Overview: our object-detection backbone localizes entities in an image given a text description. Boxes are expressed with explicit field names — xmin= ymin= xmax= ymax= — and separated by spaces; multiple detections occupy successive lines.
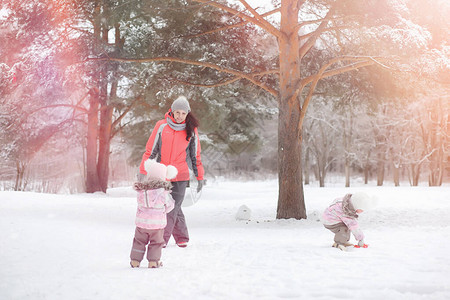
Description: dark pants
xmin=324 ymin=223 xmax=350 ymax=244
xmin=164 ymin=181 xmax=189 ymax=244
xmin=130 ymin=227 xmax=165 ymax=262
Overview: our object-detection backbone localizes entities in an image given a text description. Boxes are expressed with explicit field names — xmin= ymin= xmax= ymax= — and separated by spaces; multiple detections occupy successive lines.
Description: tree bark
xmin=98 ymin=104 xmax=113 ymax=192
xmin=409 ymin=163 xmax=421 ymax=186
xmin=427 ymin=99 xmax=444 ymax=186
xmin=318 ymin=161 xmax=325 ymax=188
xmin=364 ymin=165 xmax=369 ymax=184
xmin=85 ymin=6 xmax=123 ymax=193
xmin=377 ymin=158 xmax=384 ymax=186
xmin=15 ymin=161 xmax=26 ymax=191
xmin=344 ymin=112 xmax=353 ymax=187
xmin=393 ymin=163 xmax=400 ymax=186
xmin=276 ymin=1 xmax=306 ymax=219
xmin=85 ymin=93 xmax=101 ymax=193
xmin=304 ymin=147 xmax=310 ymax=185
xmin=345 ymin=161 xmax=350 ymax=187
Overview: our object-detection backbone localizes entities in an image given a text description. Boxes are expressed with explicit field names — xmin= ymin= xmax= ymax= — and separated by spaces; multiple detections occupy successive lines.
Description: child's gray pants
xmin=130 ymin=227 xmax=164 ymax=262
xmin=324 ymin=223 xmax=350 ymax=244
xmin=164 ymin=181 xmax=189 ymax=244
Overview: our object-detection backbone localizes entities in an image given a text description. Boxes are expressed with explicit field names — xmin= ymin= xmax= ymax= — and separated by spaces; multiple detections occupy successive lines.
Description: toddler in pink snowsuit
xmin=322 ymin=193 xmax=372 ymax=251
xmin=130 ymin=160 xmax=176 ymax=268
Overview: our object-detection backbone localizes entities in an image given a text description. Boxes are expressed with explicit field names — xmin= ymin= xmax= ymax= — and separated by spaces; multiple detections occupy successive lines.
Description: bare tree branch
xmin=167 ymin=76 xmax=241 ymax=87
xmin=297 ymin=55 xmax=389 ymax=129
xmin=300 ymin=25 xmax=349 ymax=40
xmin=111 ymin=95 xmax=142 ymax=135
xmin=296 ymin=0 xmax=307 ymax=11
xmin=26 ymin=104 xmax=89 ymax=118
xmin=301 ymin=56 xmax=390 ymax=87
xmin=298 ymin=6 xmax=335 ymax=59
xmin=161 ymin=68 xmax=279 ymax=88
xmin=238 ymin=0 xmax=280 ymax=34
xmin=184 ymin=7 xmax=280 ymax=38
xmin=192 ymin=0 xmax=281 ymax=38
xmin=86 ymin=56 xmax=279 ymax=97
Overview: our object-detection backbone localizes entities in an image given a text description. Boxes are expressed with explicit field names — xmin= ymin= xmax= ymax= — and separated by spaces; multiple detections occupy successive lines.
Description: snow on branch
xmin=85 ymin=56 xmax=278 ymax=97
xmin=297 ymin=55 xmax=388 ymax=129
xmin=298 ymin=6 xmax=336 ymax=59
xmin=193 ymin=0 xmax=281 ymax=38
xmin=184 ymin=8 xmax=280 ymax=38
xmin=163 ymin=75 xmax=241 ymax=88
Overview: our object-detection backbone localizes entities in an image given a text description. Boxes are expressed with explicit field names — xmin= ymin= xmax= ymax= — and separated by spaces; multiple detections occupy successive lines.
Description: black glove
xmin=197 ymin=180 xmax=204 ymax=192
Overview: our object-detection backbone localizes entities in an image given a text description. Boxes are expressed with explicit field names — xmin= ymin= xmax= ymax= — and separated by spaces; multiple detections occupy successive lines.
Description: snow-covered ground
xmin=1 ymin=180 xmax=449 ymax=300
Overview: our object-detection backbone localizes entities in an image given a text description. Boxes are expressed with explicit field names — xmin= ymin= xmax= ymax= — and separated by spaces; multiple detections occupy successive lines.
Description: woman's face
xmin=173 ymin=110 xmax=188 ymax=124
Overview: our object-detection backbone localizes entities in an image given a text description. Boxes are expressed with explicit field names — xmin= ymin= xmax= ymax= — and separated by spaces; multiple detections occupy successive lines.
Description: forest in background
xmin=0 ymin=0 xmax=448 ymax=195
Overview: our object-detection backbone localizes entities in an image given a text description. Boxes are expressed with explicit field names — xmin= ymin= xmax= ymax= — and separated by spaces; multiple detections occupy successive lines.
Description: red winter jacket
xmin=139 ymin=112 xmax=204 ymax=181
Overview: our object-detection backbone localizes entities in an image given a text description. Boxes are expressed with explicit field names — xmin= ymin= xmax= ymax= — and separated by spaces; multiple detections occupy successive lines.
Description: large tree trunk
xmin=85 ymin=93 xmax=101 ymax=193
xmin=97 ymin=50 xmax=115 ymax=193
xmin=98 ymin=104 xmax=113 ymax=192
xmin=85 ymin=0 xmax=103 ymax=193
xmin=85 ymin=6 xmax=122 ymax=193
xmin=276 ymin=1 xmax=306 ymax=220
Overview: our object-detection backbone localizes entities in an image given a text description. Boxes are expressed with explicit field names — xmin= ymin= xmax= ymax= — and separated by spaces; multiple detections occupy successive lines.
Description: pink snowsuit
xmin=130 ymin=180 xmax=175 ymax=264
xmin=135 ymin=184 xmax=175 ymax=229
xmin=322 ymin=194 xmax=364 ymax=244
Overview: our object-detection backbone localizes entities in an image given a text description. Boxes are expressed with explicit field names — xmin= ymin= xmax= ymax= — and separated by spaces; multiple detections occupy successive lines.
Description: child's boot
xmin=148 ymin=261 xmax=163 ymax=268
xmin=332 ymin=243 xmax=348 ymax=251
xmin=337 ymin=244 xmax=347 ymax=251
xmin=130 ymin=260 xmax=140 ymax=268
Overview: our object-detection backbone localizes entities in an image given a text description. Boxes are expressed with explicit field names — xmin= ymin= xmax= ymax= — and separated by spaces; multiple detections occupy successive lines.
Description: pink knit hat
xmin=144 ymin=160 xmax=178 ymax=181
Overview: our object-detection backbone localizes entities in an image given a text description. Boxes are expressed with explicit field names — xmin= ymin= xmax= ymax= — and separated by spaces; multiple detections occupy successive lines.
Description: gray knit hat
xmin=171 ymin=96 xmax=191 ymax=113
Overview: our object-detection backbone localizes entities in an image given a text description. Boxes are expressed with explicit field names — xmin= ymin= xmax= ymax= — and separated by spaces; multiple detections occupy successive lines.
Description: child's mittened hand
xmin=358 ymin=240 xmax=365 ymax=247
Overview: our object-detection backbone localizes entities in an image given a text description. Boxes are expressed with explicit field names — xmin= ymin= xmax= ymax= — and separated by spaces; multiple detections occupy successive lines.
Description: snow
xmin=1 ymin=180 xmax=449 ymax=300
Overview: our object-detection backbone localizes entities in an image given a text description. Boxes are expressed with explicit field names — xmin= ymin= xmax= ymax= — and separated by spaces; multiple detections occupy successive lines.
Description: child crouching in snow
xmin=322 ymin=193 xmax=373 ymax=251
xmin=130 ymin=160 xmax=177 ymax=268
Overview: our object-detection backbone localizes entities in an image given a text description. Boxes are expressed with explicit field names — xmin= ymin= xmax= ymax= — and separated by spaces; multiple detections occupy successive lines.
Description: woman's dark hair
xmin=185 ymin=112 xmax=199 ymax=141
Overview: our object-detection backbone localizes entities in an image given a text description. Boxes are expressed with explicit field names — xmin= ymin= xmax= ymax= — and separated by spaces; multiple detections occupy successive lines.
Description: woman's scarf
xmin=166 ymin=114 xmax=186 ymax=131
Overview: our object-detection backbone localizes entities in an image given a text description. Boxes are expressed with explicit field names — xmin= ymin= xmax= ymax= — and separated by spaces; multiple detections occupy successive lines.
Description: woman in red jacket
xmin=139 ymin=96 xmax=204 ymax=248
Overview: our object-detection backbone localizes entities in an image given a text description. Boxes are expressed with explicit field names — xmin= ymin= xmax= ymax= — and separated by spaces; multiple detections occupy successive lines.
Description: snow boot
xmin=148 ymin=261 xmax=163 ymax=268
xmin=177 ymin=241 xmax=188 ymax=248
xmin=130 ymin=260 xmax=140 ymax=268
xmin=332 ymin=242 xmax=353 ymax=247
xmin=332 ymin=243 xmax=348 ymax=251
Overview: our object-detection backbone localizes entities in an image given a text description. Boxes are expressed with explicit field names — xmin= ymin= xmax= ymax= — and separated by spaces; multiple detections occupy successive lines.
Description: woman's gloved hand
xmin=197 ymin=180 xmax=204 ymax=192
